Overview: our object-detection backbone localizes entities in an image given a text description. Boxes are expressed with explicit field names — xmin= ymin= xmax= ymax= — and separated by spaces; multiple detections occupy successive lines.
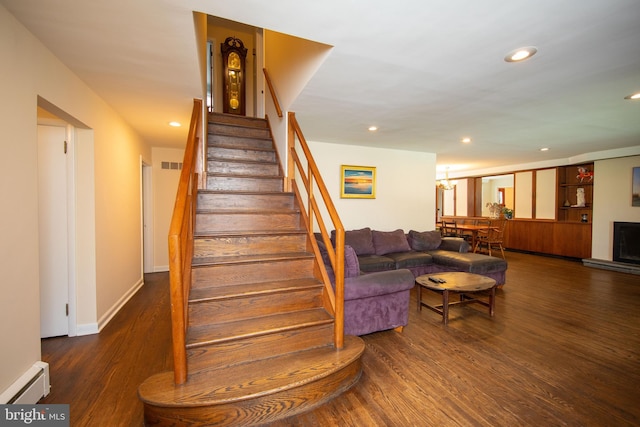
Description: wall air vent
xmin=161 ymin=162 xmax=183 ymax=170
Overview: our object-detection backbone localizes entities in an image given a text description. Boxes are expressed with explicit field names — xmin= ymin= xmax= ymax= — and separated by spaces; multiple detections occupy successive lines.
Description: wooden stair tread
xmin=196 ymin=208 xmax=300 ymax=214
xmin=209 ymin=112 xmax=268 ymax=125
xmin=189 ymin=278 xmax=321 ymax=303
xmin=192 ymin=252 xmax=314 ymax=267
xmin=139 ymin=335 xmax=364 ymax=406
xmin=208 ymin=156 xmax=277 ymax=165
xmin=208 ymin=141 xmax=274 ymax=150
xmin=198 ymin=190 xmax=293 ymax=196
xmin=187 ymin=308 xmax=333 ymax=347
xmin=194 ymin=230 xmax=306 ymax=238
xmin=207 ymin=172 xmax=282 ymax=179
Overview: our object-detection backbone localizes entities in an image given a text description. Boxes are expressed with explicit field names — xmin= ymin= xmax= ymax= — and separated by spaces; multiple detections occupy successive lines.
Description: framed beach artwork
xmin=633 ymin=167 xmax=640 ymax=207
xmin=340 ymin=165 xmax=376 ymax=199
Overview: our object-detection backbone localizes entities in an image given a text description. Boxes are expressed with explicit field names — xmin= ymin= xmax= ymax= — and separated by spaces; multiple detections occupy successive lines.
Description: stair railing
xmin=287 ymin=112 xmax=345 ymax=349
xmin=168 ymin=98 xmax=203 ymax=384
xmin=263 ymin=68 xmax=283 ymax=119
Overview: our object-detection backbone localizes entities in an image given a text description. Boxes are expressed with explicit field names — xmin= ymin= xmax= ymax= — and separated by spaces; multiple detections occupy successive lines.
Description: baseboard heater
xmin=0 ymin=362 xmax=50 ymax=404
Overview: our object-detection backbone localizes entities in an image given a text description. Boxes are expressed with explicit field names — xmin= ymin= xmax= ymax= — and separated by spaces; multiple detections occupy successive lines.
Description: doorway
xmin=37 ymin=124 xmax=73 ymax=338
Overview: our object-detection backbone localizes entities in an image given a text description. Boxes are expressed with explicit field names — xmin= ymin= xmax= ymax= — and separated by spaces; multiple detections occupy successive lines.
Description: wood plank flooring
xmin=40 ymin=252 xmax=640 ymax=426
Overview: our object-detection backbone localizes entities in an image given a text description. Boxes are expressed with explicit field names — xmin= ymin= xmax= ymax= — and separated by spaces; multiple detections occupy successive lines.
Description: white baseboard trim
xmin=97 ymin=277 xmax=145 ymax=332
xmin=76 ymin=323 xmax=99 ymax=336
xmin=0 ymin=362 xmax=50 ymax=404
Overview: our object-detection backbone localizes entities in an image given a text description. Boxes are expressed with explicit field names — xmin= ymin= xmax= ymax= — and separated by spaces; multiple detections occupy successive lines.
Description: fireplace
xmin=613 ymin=222 xmax=640 ymax=265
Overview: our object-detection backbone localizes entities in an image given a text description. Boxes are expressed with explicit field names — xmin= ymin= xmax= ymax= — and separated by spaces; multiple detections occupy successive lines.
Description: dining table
xmin=450 ymin=223 xmax=493 ymax=250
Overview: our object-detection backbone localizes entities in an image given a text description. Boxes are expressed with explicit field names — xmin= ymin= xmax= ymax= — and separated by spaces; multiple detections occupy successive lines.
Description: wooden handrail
xmin=262 ymin=70 xmax=344 ymax=345
xmin=263 ymin=68 xmax=283 ymax=118
xmin=288 ymin=112 xmax=345 ymax=349
xmin=168 ymin=98 xmax=203 ymax=384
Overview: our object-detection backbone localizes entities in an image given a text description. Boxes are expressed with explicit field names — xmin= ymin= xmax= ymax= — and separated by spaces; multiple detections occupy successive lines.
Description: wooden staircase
xmin=138 ymin=113 xmax=365 ymax=426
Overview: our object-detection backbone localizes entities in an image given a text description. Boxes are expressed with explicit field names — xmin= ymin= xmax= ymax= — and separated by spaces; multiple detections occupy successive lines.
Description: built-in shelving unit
xmin=557 ymin=162 xmax=594 ymax=223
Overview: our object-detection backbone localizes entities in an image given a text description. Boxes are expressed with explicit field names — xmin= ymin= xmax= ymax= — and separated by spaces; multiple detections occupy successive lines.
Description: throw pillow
xmin=333 ymin=227 xmax=376 ymax=256
xmin=344 ymin=245 xmax=361 ymax=278
xmin=372 ymin=229 xmax=411 ymax=255
xmin=408 ymin=230 xmax=442 ymax=251
xmin=316 ymin=239 xmax=360 ymax=280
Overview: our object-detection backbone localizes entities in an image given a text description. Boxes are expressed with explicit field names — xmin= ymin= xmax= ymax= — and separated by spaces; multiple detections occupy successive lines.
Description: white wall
xmin=307 ymin=141 xmax=436 ymax=232
xmin=592 ymin=155 xmax=640 ymax=260
xmin=264 ymin=30 xmax=333 ymax=173
xmin=152 ymin=148 xmax=185 ymax=271
xmin=0 ymin=5 xmax=151 ymax=394
xmin=535 ymin=168 xmax=557 ymax=219
xmin=455 ymin=179 xmax=468 ymax=216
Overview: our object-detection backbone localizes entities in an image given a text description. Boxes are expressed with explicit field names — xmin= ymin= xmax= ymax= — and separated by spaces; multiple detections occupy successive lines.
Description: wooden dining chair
xmin=474 ymin=219 xmax=506 ymax=258
xmin=440 ymin=220 xmax=459 ymax=238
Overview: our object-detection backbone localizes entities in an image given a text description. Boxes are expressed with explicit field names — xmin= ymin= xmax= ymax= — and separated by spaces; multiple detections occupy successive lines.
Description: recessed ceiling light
xmin=504 ymin=46 xmax=538 ymax=63
xmin=540 ymin=147 xmax=549 ymax=152
xmin=169 ymin=121 xmax=181 ymax=127
xmin=368 ymin=126 xmax=378 ymax=132
xmin=624 ymin=92 xmax=640 ymax=100
xmin=461 ymin=137 xmax=471 ymax=143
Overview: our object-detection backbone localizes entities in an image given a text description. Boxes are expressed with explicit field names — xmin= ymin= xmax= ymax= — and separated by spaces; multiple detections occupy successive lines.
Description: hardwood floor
xmin=40 ymin=252 xmax=640 ymax=426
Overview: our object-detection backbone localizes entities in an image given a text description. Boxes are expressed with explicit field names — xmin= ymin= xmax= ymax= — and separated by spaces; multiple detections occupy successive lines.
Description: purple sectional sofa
xmin=316 ymin=228 xmax=507 ymax=336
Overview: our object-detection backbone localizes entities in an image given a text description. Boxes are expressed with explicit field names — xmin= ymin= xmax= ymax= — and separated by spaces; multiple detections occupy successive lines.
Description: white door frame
xmin=141 ymin=158 xmax=154 ymax=274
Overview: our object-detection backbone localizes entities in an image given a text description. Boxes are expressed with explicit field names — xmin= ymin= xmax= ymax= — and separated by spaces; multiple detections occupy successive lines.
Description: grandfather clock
xmin=221 ymin=37 xmax=247 ymax=116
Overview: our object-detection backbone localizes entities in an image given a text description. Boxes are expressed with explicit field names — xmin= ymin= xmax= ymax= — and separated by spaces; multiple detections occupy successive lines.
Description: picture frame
xmin=340 ymin=165 xmax=376 ymax=199
xmin=633 ymin=167 xmax=640 ymax=207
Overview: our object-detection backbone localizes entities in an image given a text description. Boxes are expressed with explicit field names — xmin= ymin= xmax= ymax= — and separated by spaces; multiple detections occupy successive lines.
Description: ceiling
xmin=3 ymin=0 xmax=640 ymax=177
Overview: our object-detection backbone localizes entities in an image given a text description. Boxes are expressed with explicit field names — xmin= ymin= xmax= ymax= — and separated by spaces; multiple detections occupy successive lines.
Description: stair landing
xmin=139 ymin=335 xmax=364 ymax=426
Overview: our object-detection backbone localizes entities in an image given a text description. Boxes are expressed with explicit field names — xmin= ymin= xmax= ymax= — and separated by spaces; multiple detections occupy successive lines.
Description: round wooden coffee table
xmin=415 ymin=272 xmax=497 ymax=325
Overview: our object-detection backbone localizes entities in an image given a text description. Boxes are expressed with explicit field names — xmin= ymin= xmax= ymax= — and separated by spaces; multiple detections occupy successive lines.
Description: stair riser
xmin=209 ymin=123 xmax=270 ymax=139
xmin=197 ymin=193 xmax=295 ymax=211
xmin=208 ymin=160 xmax=280 ymax=177
xmin=142 ymin=359 xmax=362 ymax=426
xmin=209 ymin=114 xmax=268 ymax=129
xmin=195 ymin=212 xmax=301 ymax=233
xmin=192 ymin=258 xmax=315 ymax=289
xmin=194 ymin=234 xmax=307 ymax=258
xmin=207 ymin=176 xmax=283 ymax=192
xmin=209 ymin=134 xmax=273 ymax=151
xmin=188 ymin=289 xmax=323 ymax=326
xmin=208 ymin=146 xmax=276 ymax=163
xmin=187 ymin=324 xmax=334 ymax=372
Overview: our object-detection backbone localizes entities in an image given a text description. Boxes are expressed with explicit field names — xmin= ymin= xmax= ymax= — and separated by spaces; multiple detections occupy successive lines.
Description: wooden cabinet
xmin=503 ymin=219 xmax=592 ymax=259
xmin=557 ymin=163 xmax=594 ymax=223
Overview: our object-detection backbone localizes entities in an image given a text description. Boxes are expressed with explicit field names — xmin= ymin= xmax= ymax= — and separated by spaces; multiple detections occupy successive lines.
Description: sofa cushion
xmin=408 ymin=230 xmax=442 ymax=251
xmin=372 ymin=229 xmax=411 ymax=255
xmin=437 ymin=237 xmax=471 ymax=253
xmin=429 ymin=250 xmax=507 ymax=274
xmin=343 ymin=269 xmax=415 ymax=300
xmin=385 ymin=251 xmax=433 ymax=269
xmin=333 ymin=227 xmax=376 ymax=256
xmin=357 ymin=254 xmax=396 ymax=273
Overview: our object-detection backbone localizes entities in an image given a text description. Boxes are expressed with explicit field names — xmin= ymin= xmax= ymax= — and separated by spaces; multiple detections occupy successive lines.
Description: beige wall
xmin=152 ymin=148 xmax=185 ymax=271
xmin=592 ymin=155 xmax=640 ymax=260
xmin=0 ymin=5 xmax=151 ymax=394
xmin=308 ymin=141 xmax=436 ymax=232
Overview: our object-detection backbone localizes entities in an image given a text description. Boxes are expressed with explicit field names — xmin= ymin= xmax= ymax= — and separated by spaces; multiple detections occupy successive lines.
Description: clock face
xmin=228 ymin=52 xmax=241 ymax=70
